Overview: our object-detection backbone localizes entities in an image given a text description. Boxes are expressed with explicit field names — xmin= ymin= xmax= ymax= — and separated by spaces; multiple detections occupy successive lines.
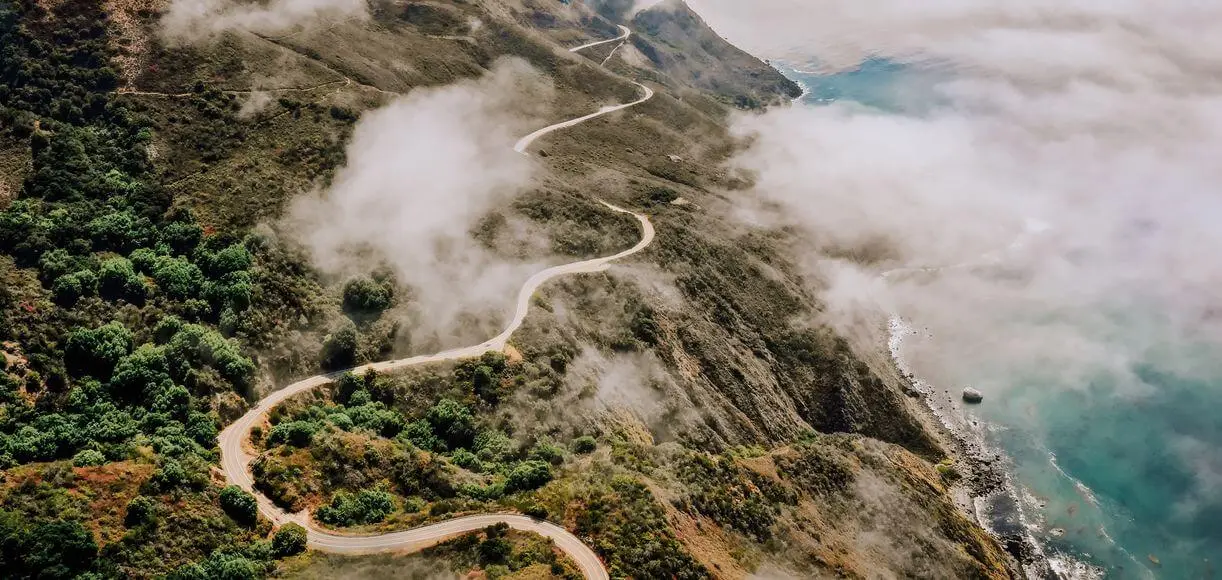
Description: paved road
xmin=218 ymin=30 xmax=659 ymax=579
xmin=568 ymin=24 xmax=631 ymax=53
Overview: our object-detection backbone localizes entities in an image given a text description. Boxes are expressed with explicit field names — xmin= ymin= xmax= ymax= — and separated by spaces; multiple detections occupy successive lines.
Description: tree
xmin=316 ymin=489 xmax=395 ymax=526
xmin=152 ymin=255 xmax=203 ymax=300
xmin=272 ymin=523 xmax=307 ymax=557
xmin=266 ymin=420 xmax=320 ymax=448
xmin=124 ymin=496 xmax=156 ymax=527
xmin=98 ymin=256 xmax=147 ymax=302
xmin=473 ymin=365 xmax=498 ymax=403
xmin=72 ymin=449 xmax=106 ymax=467
xmin=426 ymin=399 xmax=476 ymax=450
xmin=320 ymin=322 xmax=359 ymax=370
xmin=87 ymin=210 xmax=152 ymax=253
xmin=341 ymin=276 xmax=392 ymax=316
xmin=571 ymin=436 xmax=598 ymax=454
xmin=159 ymin=220 xmax=203 ymax=255
xmin=65 ymin=321 xmax=133 ymax=380
xmin=505 ymin=460 xmax=553 ymax=493
xmin=52 ymin=270 xmax=97 ymax=304
xmin=219 ymin=485 xmax=258 ymax=526
xmin=108 ymin=344 xmax=172 ymax=403
xmin=24 ymin=519 xmax=98 ymax=579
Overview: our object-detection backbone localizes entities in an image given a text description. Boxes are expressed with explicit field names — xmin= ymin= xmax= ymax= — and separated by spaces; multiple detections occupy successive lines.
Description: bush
xmin=272 ymin=523 xmax=307 ymax=557
xmin=72 ymin=449 xmax=106 ymax=467
xmin=571 ymin=436 xmax=598 ymax=454
xmin=426 ymin=399 xmax=476 ymax=450
xmin=152 ymin=256 xmax=203 ymax=300
xmin=320 ymin=322 xmax=359 ymax=370
xmin=65 ymin=321 xmax=134 ymax=380
xmin=316 ymin=489 xmax=395 ymax=527
xmin=266 ymin=420 xmax=321 ymax=448
xmin=219 ymin=485 xmax=258 ymax=526
xmin=529 ymin=442 xmax=565 ymax=466
xmin=505 ymin=460 xmax=552 ymax=493
xmin=52 ymin=270 xmax=97 ymax=304
xmin=124 ymin=496 xmax=156 ymax=527
xmin=341 ymin=276 xmax=392 ymax=315
xmin=98 ymin=257 xmax=148 ymax=302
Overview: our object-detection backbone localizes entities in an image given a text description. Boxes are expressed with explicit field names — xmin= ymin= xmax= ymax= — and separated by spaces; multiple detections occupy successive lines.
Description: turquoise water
xmin=782 ymin=63 xmax=1222 ymax=578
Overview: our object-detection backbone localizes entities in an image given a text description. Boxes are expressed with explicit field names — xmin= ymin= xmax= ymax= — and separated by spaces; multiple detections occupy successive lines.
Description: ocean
xmin=779 ymin=62 xmax=1222 ymax=579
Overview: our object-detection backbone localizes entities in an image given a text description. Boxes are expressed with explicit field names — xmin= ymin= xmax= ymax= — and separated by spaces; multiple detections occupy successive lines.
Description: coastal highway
xmin=218 ymin=28 xmax=658 ymax=580
xmin=568 ymin=24 xmax=631 ymax=53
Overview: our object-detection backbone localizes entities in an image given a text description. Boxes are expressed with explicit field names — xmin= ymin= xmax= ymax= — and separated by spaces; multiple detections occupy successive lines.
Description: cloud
xmin=715 ymin=0 xmax=1222 ymax=399
xmin=160 ymin=0 xmax=368 ymax=44
xmin=284 ymin=58 xmax=556 ymax=349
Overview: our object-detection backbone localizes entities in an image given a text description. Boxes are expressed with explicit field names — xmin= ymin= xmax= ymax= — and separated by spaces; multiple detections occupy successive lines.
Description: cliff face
xmin=630 ymin=0 xmax=803 ymax=108
xmin=0 ymin=0 xmax=1013 ymax=577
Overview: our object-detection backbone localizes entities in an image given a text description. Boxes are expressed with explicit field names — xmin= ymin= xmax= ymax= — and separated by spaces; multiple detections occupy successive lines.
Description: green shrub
xmin=571 ymin=436 xmax=597 ymax=454
xmin=124 ymin=496 xmax=156 ymax=527
xmin=316 ymin=489 xmax=395 ymax=527
xmin=505 ymin=460 xmax=552 ymax=493
xmin=320 ymin=322 xmax=359 ymax=370
xmin=72 ymin=449 xmax=106 ymax=467
xmin=272 ymin=523 xmax=307 ymax=557
xmin=219 ymin=485 xmax=258 ymax=526
xmin=64 ymin=321 xmax=133 ymax=380
xmin=426 ymin=399 xmax=476 ymax=450
xmin=341 ymin=276 xmax=392 ymax=315
xmin=266 ymin=420 xmax=321 ymax=448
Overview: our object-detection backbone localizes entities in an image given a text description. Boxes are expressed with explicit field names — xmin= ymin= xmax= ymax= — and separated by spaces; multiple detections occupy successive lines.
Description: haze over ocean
xmin=781 ymin=61 xmax=1222 ymax=579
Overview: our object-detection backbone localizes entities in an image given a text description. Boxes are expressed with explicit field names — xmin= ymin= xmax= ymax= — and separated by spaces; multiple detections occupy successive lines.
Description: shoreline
xmin=886 ymin=316 xmax=1062 ymax=579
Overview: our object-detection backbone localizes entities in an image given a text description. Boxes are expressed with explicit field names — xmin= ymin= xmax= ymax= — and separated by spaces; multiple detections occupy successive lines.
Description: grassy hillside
xmin=0 ymin=0 xmax=1015 ymax=577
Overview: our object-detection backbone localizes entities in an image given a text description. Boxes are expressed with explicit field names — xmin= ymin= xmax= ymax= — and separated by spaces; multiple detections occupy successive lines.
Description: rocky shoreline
xmin=887 ymin=317 xmax=1058 ymax=579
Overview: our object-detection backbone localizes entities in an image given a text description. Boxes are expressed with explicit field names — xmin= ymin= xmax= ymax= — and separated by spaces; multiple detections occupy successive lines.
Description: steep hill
xmin=0 ymin=0 xmax=1017 ymax=578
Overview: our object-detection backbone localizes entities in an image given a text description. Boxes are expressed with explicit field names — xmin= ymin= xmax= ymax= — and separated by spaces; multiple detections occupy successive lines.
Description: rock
xmin=668 ymin=154 xmax=683 ymax=163
xmin=962 ymin=387 xmax=984 ymax=404
xmin=538 ymin=149 xmax=549 ymax=157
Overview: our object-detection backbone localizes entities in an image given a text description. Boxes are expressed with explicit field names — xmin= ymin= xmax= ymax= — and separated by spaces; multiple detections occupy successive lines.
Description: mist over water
xmin=779 ymin=53 xmax=1222 ymax=580
xmin=686 ymin=1 xmax=1222 ymax=576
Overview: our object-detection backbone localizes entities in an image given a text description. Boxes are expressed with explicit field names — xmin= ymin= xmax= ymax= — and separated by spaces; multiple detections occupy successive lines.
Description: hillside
xmin=0 ymin=0 xmax=1017 ymax=578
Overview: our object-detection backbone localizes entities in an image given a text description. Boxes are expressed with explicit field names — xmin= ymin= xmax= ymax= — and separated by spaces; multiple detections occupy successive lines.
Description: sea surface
xmin=779 ymin=62 xmax=1222 ymax=579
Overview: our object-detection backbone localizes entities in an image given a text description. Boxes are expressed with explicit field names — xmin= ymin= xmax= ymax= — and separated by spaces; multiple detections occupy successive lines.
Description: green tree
xmin=87 ymin=210 xmax=153 ymax=253
xmin=64 ymin=321 xmax=134 ymax=379
xmin=124 ymin=496 xmax=156 ymax=527
xmin=342 ymin=276 xmax=392 ymax=315
xmin=266 ymin=420 xmax=320 ymax=448
xmin=571 ymin=435 xmax=598 ymax=454
xmin=72 ymin=449 xmax=106 ymax=467
xmin=52 ymin=269 xmax=97 ymax=304
xmin=219 ymin=485 xmax=258 ymax=526
xmin=320 ymin=322 xmax=359 ymax=370
xmin=25 ymin=519 xmax=98 ymax=579
xmin=152 ymin=255 xmax=204 ymax=300
xmin=316 ymin=489 xmax=395 ymax=526
xmin=97 ymin=256 xmax=147 ymax=302
xmin=505 ymin=460 xmax=552 ymax=493
xmin=272 ymin=523 xmax=307 ymax=557
xmin=426 ymin=399 xmax=476 ymax=450
xmin=160 ymin=220 xmax=203 ymax=255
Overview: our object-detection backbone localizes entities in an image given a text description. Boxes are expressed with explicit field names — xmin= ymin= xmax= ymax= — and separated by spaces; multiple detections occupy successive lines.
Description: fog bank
xmin=286 ymin=59 xmax=555 ymax=348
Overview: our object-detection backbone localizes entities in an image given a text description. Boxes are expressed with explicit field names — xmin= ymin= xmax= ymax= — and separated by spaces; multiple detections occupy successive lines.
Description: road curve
xmin=568 ymin=24 xmax=631 ymax=53
xmin=219 ymin=34 xmax=660 ymax=578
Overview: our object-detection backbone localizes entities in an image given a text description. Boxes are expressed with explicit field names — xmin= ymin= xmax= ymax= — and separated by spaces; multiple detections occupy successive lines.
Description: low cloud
xmin=160 ymin=0 xmax=368 ymax=44
xmin=716 ymin=0 xmax=1222 ymax=396
xmin=285 ymin=58 xmax=555 ymax=349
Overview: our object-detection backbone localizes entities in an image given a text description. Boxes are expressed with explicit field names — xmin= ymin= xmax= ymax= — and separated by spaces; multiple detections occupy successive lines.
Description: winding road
xmin=218 ymin=27 xmax=658 ymax=580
